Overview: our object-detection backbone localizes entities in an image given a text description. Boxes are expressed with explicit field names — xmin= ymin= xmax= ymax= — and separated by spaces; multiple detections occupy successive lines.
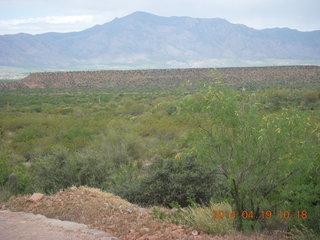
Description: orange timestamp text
xmin=212 ymin=210 xmax=308 ymax=220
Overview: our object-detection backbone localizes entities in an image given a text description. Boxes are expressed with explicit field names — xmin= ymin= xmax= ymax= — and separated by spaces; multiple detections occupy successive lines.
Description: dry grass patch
xmin=183 ymin=202 xmax=235 ymax=235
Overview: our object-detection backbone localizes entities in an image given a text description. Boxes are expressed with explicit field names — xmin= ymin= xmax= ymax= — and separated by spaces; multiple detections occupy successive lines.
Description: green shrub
xmin=30 ymin=130 xmax=145 ymax=193
xmin=68 ymin=150 xmax=114 ymax=187
xmin=60 ymin=127 xmax=95 ymax=150
xmin=183 ymin=202 xmax=235 ymax=235
xmin=287 ymin=224 xmax=320 ymax=240
xmin=0 ymin=153 xmax=32 ymax=198
xmin=1 ymin=118 xmax=27 ymax=131
xmin=301 ymin=90 xmax=319 ymax=104
xmin=0 ymin=185 xmax=11 ymax=202
xmin=30 ymin=146 xmax=113 ymax=193
xmin=62 ymin=127 xmax=94 ymax=141
xmin=0 ymin=155 xmax=11 ymax=185
xmin=13 ymin=127 xmax=43 ymax=143
xmin=150 ymin=202 xmax=235 ymax=236
xmin=13 ymin=164 xmax=32 ymax=194
xmin=30 ymin=146 xmax=74 ymax=193
xmin=114 ymin=155 xmax=226 ymax=207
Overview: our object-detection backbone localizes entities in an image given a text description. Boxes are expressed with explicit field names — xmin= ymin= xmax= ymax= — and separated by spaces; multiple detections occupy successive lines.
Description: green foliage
xmin=180 ymin=84 xmax=320 ymax=232
xmin=0 ymin=185 xmax=11 ymax=202
xmin=0 ymin=154 xmax=11 ymax=185
xmin=30 ymin=146 xmax=73 ymax=193
xmin=0 ymin=153 xmax=32 ymax=200
xmin=13 ymin=126 xmax=43 ymax=143
xmin=0 ymin=80 xmax=319 ymax=234
xmin=183 ymin=202 xmax=235 ymax=235
xmin=258 ymin=87 xmax=320 ymax=111
xmin=13 ymin=164 xmax=32 ymax=194
xmin=150 ymin=202 xmax=235 ymax=236
xmin=302 ymin=89 xmax=320 ymax=104
xmin=287 ymin=224 xmax=320 ymax=240
xmin=150 ymin=207 xmax=170 ymax=221
xmin=30 ymin=129 xmax=146 ymax=193
xmin=114 ymin=156 xmax=225 ymax=207
xmin=61 ymin=127 xmax=94 ymax=150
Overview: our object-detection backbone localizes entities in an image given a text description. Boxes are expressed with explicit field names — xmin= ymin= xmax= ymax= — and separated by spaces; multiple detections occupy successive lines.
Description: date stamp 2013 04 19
xmin=212 ymin=210 xmax=308 ymax=220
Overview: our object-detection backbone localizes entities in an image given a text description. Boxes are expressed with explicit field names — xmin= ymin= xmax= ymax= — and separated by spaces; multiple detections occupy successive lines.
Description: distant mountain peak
xmin=123 ymin=11 xmax=161 ymax=20
xmin=0 ymin=11 xmax=319 ymax=68
xmin=129 ymin=11 xmax=156 ymax=17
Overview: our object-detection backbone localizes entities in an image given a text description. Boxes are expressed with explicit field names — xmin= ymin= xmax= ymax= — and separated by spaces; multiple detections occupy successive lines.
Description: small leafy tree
xmin=181 ymin=85 xmax=318 ymax=231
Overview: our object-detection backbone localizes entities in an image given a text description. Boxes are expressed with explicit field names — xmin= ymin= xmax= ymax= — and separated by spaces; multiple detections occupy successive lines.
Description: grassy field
xmin=0 ymin=68 xmax=319 ymax=238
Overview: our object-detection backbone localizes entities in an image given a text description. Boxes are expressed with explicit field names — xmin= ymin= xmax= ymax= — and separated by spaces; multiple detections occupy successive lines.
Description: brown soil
xmin=2 ymin=186 xmax=287 ymax=240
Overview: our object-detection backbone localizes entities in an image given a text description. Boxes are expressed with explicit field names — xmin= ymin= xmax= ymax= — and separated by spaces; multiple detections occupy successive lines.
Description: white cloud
xmin=0 ymin=15 xmax=98 ymax=34
xmin=0 ymin=15 xmax=93 ymax=26
xmin=43 ymin=15 xmax=93 ymax=24
xmin=0 ymin=0 xmax=319 ymax=34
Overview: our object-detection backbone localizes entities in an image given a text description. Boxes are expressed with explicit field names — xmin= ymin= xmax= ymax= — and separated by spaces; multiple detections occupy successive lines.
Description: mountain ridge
xmin=1 ymin=11 xmax=319 ymax=68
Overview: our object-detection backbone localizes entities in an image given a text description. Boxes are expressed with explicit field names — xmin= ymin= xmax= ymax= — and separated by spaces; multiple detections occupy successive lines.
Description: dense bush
xmin=30 ymin=130 xmax=145 ymax=193
xmin=0 ymin=153 xmax=31 ymax=200
xmin=30 ymin=146 xmax=73 ymax=193
xmin=30 ymin=146 xmax=120 ymax=193
xmin=0 ymin=155 xmax=11 ymax=186
xmin=114 ymin=156 xmax=226 ymax=207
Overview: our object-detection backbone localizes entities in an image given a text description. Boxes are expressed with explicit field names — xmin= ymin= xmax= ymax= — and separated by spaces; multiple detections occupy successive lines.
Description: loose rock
xmin=29 ymin=193 xmax=44 ymax=202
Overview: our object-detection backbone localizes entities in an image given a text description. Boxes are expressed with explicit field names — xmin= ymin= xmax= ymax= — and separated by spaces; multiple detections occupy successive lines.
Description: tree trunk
xmin=231 ymin=178 xmax=243 ymax=231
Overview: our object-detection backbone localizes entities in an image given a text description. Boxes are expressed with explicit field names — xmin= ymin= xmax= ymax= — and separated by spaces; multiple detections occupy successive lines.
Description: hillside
xmin=1 ymin=66 xmax=320 ymax=90
xmin=0 ymin=12 xmax=320 ymax=68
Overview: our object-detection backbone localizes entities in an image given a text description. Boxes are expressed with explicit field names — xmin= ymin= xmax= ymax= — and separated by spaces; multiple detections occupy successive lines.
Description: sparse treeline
xmin=0 ymin=82 xmax=319 ymax=236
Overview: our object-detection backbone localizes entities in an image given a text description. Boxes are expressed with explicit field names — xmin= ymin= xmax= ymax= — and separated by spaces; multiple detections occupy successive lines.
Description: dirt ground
xmin=0 ymin=210 xmax=118 ymax=240
xmin=1 ymin=186 xmax=287 ymax=240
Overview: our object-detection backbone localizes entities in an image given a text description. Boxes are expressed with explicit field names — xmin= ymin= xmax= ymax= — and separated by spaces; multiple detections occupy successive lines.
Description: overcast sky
xmin=0 ymin=0 xmax=319 ymax=35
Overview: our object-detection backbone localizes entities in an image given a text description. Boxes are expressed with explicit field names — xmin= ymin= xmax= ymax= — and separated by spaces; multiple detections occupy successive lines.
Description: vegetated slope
xmin=0 ymin=11 xmax=320 ymax=67
xmin=2 ymin=186 xmax=286 ymax=240
xmin=1 ymin=65 xmax=320 ymax=90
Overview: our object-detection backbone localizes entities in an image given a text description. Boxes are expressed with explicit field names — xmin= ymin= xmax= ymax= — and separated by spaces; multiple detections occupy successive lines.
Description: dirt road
xmin=0 ymin=210 xmax=118 ymax=240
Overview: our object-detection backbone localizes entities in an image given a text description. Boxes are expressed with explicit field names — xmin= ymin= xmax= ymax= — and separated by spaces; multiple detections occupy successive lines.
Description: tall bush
xmin=114 ymin=155 xmax=226 ymax=207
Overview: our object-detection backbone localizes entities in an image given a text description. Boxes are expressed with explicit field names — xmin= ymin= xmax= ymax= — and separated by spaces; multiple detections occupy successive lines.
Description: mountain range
xmin=1 ymin=11 xmax=320 ymax=69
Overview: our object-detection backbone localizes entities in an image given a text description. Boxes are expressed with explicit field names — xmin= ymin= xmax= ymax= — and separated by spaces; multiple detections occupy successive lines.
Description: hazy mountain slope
xmin=0 ymin=11 xmax=319 ymax=67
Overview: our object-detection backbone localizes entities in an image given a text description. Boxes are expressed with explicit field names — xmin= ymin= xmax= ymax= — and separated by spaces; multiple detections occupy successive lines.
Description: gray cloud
xmin=0 ymin=0 xmax=319 ymax=34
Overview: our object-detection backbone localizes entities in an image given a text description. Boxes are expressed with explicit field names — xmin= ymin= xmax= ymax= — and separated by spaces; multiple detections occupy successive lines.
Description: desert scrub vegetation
xmin=183 ymin=202 xmax=235 ymax=235
xmin=0 ymin=80 xmax=319 ymax=236
xmin=113 ymin=155 xmax=226 ymax=207
xmin=150 ymin=202 xmax=235 ymax=235
xmin=178 ymin=85 xmax=319 ymax=232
